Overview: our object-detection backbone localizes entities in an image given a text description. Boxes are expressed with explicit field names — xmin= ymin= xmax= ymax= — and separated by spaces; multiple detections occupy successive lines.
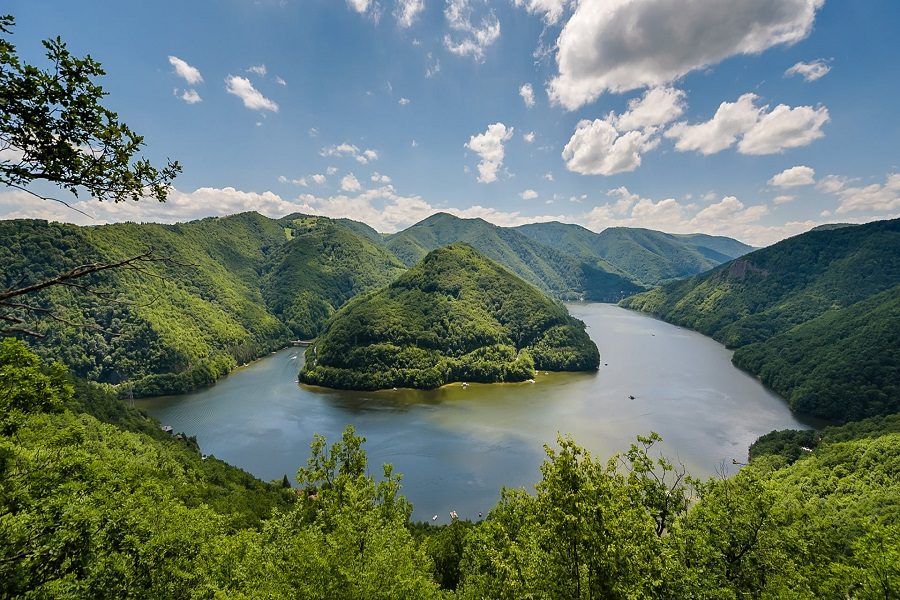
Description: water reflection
xmin=137 ymin=304 xmax=810 ymax=521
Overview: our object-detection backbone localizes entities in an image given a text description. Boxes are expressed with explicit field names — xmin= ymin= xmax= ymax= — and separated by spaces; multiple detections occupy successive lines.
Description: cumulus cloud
xmin=340 ymin=173 xmax=362 ymax=192
xmin=549 ymin=0 xmax=823 ymax=110
xmin=444 ymin=0 xmax=501 ymax=61
xmin=371 ymin=172 xmax=392 ymax=184
xmin=320 ymin=143 xmax=379 ymax=164
xmin=562 ymin=119 xmax=656 ymax=176
xmin=520 ymin=189 xmax=538 ymax=200
xmin=769 ymin=165 xmax=816 ymax=187
xmin=399 ymin=97 xmax=411 ymax=105
xmin=311 ymin=174 xmax=327 ymax=185
xmin=395 ymin=0 xmax=424 ymax=27
xmin=785 ymin=59 xmax=831 ymax=81
xmin=523 ymin=131 xmax=535 ymax=143
xmin=225 ymin=75 xmax=279 ymax=112
xmin=773 ymin=195 xmax=797 ymax=205
xmin=512 ymin=0 xmax=572 ymax=24
xmin=614 ymin=87 xmax=686 ymax=131
xmin=168 ymin=56 xmax=203 ymax=85
xmin=465 ymin=122 xmax=513 ymax=183
xmin=177 ymin=89 xmax=202 ymax=104
xmin=665 ymin=93 xmax=828 ymax=155
xmin=275 ymin=76 xmax=287 ymax=86
xmin=520 ymin=83 xmax=535 ymax=108
xmin=582 ymin=187 xmax=810 ymax=245
xmin=830 ymin=174 xmax=900 ymax=215
xmin=559 ymin=87 xmax=684 ymax=176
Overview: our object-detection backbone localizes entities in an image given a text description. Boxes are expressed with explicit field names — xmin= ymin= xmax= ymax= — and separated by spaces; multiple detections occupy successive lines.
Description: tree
xmin=1 ymin=14 xmax=184 ymax=335
xmin=1 ymin=14 xmax=180 ymax=209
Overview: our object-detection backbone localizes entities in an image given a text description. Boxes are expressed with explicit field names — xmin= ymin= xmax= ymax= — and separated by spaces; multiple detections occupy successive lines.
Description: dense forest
xmin=384 ymin=212 xmax=645 ymax=301
xmin=0 ymin=211 xmax=751 ymax=398
xmin=300 ymin=244 xmax=600 ymax=390
xmin=622 ymin=218 xmax=900 ymax=422
xmin=515 ymin=221 xmax=754 ymax=286
xmin=2 ymin=339 xmax=897 ymax=598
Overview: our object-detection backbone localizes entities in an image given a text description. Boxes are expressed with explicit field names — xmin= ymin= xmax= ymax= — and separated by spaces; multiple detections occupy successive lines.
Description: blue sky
xmin=2 ymin=0 xmax=899 ymax=245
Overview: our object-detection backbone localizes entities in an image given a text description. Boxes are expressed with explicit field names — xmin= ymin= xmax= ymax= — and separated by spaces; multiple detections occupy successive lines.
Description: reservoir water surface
xmin=137 ymin=304 xmax=809 ymax=521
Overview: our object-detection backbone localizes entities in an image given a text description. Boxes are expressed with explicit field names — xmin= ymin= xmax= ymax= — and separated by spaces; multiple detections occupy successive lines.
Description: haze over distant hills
xmin=0 ymin=210 xmax=760 ymax=395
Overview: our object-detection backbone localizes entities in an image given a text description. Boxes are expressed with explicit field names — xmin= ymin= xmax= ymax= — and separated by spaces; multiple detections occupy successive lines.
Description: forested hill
xmin=622 ymin=218 xmax=900 ymax=422
xmin=300 ymin=244 xmax=600 ymax=390
xmin=384 ymin=213 xmax=644 ymax=301
xmin=515 ymin=221 xmax=754 ymax=286
xmin=0 ymin=213 xmax=404 ymax=396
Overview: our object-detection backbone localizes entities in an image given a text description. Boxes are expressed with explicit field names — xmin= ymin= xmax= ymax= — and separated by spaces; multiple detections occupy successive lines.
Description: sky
xmin=2 ymin=0 xmax=899 ymax=245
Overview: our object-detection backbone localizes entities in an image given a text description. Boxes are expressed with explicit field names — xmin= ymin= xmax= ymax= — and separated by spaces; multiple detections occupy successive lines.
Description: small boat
xmin=628 ymin=395 xmax=635 ymax=400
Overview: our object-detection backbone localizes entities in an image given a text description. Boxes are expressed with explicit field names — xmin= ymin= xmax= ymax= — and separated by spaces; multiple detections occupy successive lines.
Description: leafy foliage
xmin=0 ymin=15 xmax=179 ymax=204
xmin=300 ymin=244 xmax=600 ymax=390
xmin=3 ymin=340 xmax=899 ymax=597
xmin=623 ymin=218 xmax=900 ymax=422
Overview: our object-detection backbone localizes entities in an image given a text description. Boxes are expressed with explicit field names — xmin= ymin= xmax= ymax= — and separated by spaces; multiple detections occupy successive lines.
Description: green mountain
xmin=0 ymin=213 xmax=402 ymax=396
xmin=515 ymin=222 xmax=754 ymax=286
xmin=262 ymin=215 xmax=406 ymax=338
xmin=384 ymin=213 xmax=644 ymax=301
xmin=300 ymin=244 xmax=600 ymax=390
xmin=622 ymin=218 xmax=900 ymax=422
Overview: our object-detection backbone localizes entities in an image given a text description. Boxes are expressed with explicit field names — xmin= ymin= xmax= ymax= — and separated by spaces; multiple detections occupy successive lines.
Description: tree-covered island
xmin=299 ymin=243 xmax=600 ymax=390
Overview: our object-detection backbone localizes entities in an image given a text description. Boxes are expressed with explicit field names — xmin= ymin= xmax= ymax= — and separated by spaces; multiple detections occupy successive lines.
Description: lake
xmin=137 ymin=303 xmax=810 ymax=521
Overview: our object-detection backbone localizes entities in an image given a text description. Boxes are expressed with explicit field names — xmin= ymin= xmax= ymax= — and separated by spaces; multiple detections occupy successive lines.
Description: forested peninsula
xmin=300 ymin=243 xmax=600 ymax=390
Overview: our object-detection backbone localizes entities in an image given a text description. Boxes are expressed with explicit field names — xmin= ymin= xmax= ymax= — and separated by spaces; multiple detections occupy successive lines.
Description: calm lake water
xmin=137 ymin=304 xmax=809 ymax=521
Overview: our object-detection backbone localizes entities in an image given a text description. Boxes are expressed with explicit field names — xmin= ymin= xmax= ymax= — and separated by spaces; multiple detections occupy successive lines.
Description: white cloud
xmin=371 ymin=172 xmax=392 ymax=184
xmin=582 ymin=187 xmax=806 ymax=245
xmin=395 ymin=0 xmax=424 ymax=27
xmin=275 ymin=76 xmax=287 ymax=86
xmin=785 ymin=59 xmax=831 ymax=81
xmin=665 ymin=94 xmax=762 ymax=155
xmin=177 ymin=89 xmax=202 ymax=104
xmin=399 ymin=97 xmax=411 ymax=105
xmin=465 ymin=122 xmax=514 ymax=183
xmin=326 ymin=166 xmax=339 ymax=175
xmin=523 ymin=131 xmax=535 ymax=143
xmin=543 ymin=172 xmax=554 ymax=181
xmin=247 ymin=64 xmax=267 ymax=76
xmin=308 ymin=127 xmax=319 ymax=138
xmin=225 ymin=75 xmax=279 ymax=112
xmin=549 ymin=0 xmax=823 ymax=110
xmin=292 ymin=177 xmax=309 ymax=187
xmin=769 ymin=165 xmax=816 ymax=187
xmin=444 ymin=0 xmax=501 ymax=61
xmin=519 ymin=83 xmax=535 ymax=108
xmin=614 ymin=87 xmax=686 ymax=131
xmin=831 ymin=174 xmax=900 ymax=215
xmin=425 ymin=53 xmax=441 ymax=78
xmin=817 ymin=174 xmax=851 ymax=194
xmin=347 ymin=0 xmax=371 ymax=14
xmin=562 ymin=118 xmax=656 ymax=176
xmin=774 ymin=195 xmax=797 ymax=205
xmin=320 ymin=143 xmax=379 ymax=164
xmin=512 ymin=0 xmax=571 ymax=24
xmin=665 ymin=93 xmax=829 ymax=155
xmin=277 ymin=175 xmax=288 ymax=184
xmin=340 ymin=173 xmax=362 ymax=192
xmin=168 ymin=56 xmax=203 ymax=85
xmin=520 ymin=189 xmax=538 ymax=200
